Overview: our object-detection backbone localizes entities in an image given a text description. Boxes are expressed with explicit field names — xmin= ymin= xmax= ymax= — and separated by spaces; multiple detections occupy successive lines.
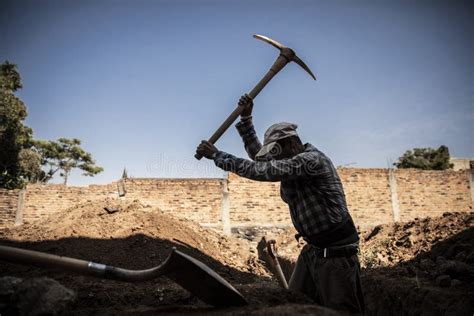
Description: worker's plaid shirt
xmin=213 ymin=118 xmax=350 ymax=237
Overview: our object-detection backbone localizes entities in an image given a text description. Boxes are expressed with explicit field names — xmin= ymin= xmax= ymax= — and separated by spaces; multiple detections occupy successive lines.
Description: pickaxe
xmin=194 ymin=34 xmax=316 ymax=160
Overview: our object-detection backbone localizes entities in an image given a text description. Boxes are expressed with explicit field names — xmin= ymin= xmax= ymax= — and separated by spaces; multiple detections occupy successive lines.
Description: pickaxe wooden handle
xmin=194 ymin=34 xmax=316 ymax=160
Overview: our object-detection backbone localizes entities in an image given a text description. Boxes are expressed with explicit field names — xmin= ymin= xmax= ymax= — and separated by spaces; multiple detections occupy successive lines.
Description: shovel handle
xmin=266 ymin=240 xmax=289 ymax=289
xmin=0 ymin=245 xmax=168 ymax=282
xmin=195 ymin=55 xmax=289 ymax=160
xmin=0 ymin=245 xmax=248 ymax=307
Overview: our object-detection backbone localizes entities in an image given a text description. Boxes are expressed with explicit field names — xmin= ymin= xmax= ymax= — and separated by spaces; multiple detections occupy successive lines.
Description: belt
xmin=295 ymin=216 xmax=359 ymax=248
xmin=311 ymin=245 xmax=359 ymax=258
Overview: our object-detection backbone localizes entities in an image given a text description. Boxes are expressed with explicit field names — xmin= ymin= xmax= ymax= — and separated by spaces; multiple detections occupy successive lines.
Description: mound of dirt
xmin=0 ymin=198 xmax=270 ymax=280
xmin=0 ymin=198 xmax=287 ymax=314
xmin=360 ymin=212 xmax=474 ymax=268
xmin=358 ymin=212 xmax=474 ymax=315
xmin=258 ymin=212 xmax=474 ymax=268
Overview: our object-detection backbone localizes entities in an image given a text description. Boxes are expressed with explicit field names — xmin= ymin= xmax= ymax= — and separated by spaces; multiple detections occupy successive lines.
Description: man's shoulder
xmin=297 ymin=144 xmax=336 ymax=169
xmin=303 ymin=143 xmax=320 ymax=153
xmin=299 ymin=143 xmax=324 ymax=159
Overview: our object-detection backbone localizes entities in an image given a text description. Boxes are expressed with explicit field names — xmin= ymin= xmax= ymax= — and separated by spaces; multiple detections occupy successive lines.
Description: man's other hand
xmin=196 ymin=140 xmax=218 ymax=159
xmin=239 ymin=94 xmax=254 ymax=117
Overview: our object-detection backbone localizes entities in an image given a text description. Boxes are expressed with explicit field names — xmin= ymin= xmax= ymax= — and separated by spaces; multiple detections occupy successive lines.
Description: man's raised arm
xmin=235 ymin=94 xmax=262 ymax=161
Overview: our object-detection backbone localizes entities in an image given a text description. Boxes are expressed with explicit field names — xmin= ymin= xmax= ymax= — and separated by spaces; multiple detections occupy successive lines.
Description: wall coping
xmin=125 ymin=178 xmax=225 ymax=181
xmin=2 ymin=168 xmax=469 ymax=192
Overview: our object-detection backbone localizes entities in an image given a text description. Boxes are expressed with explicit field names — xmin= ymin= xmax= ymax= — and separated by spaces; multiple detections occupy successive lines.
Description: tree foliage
xmin=394 ymin=145 xmax=453 ymax=170
xmin=0 ymin=61 xmax=42 ymax=188
xmin=33 ymin=138 xmax=104 ymax=185
xmin=0 ymin=61 xmax=104 ymax=188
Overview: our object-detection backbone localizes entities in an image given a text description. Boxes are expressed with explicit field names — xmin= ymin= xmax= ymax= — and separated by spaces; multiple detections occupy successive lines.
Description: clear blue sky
xmin=1 ymin=0 xmax=472 ymax=185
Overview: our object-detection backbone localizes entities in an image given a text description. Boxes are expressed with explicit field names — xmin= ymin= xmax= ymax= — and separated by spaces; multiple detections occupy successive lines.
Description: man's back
xmin=279 ymin=144 xmax=351 ymax=238
xmin=233 ymin=118 xmax=358 ymax=246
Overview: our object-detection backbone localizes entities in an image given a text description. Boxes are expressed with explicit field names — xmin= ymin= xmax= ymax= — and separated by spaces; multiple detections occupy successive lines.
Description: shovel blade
xmin=165 ymin=249 xmax=248 ymax=307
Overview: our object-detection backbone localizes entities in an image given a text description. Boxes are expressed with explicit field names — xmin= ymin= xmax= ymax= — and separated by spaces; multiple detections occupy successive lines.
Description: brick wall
xmin=228 ymin=169 xmax=472 ymax=229
xmin=227 ymin=173 xmax=290 ymax=227
xmin=0 ymin=189 xmax=19 ymax=227
xmin=123 ymin=178 xmax=224 ymax=226
xmin=395 ymin=169 xmax=472 ymax=221
xmin=338 ymin=169 xmax=393 ymax=227
xmin=0 ymin=169 xmax=472 ymax=230
xmin=21 ymin=183 xmax=118 ymax=223
xmin=0 ymin=178 xmax=224 ymax=229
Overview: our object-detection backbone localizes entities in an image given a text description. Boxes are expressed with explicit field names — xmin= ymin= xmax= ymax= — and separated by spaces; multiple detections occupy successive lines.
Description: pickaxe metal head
xmin=253 ymin=34 xmax=316 ymax=81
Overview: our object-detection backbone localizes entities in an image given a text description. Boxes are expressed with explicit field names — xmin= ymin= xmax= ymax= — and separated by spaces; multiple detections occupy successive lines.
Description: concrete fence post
xmin=14 ymin=189 xmax=26 ymax=226
xmin=117 ymin=179 xmax=126 ymax=197
xmin=220 ymin=173 xmax=231 ymax=235
xmin=388 ymin=168 xmax=401 ymax=222
xmin=469 ymin=169 xmax=474 ymax=208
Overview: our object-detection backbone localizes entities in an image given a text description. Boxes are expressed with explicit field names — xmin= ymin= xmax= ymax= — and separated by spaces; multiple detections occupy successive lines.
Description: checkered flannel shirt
xmin=212 ymin=118 xmax=350 ymax=237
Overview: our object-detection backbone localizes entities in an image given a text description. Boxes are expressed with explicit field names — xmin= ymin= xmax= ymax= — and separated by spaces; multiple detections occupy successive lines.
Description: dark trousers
xmin=289 ymin=244 xmax=365 ymax=314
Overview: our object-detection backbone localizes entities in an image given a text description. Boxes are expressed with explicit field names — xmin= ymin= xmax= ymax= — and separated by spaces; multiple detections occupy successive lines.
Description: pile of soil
xmin=257 ymin=212 xmax=474 ymax=268
xmin=360 ymin=212 xmax=474 ymax=268
xmin=359 ymin=212 xmax=474 ymax=315
xmin=0 ymin=198 xmax=269 ymax=279
xmin=2 ymin=198 xmax=304 ymax=314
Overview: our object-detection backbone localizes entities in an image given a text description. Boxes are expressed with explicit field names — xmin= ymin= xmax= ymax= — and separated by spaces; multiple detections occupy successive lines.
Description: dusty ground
xmin=1 ymin=199 xmax=473 ymax=315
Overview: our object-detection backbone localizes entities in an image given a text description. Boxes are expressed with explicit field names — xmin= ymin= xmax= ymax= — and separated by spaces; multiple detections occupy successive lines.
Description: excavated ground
xmin=1 ymin=199 xmax=473 ymax=315
xmin=0 ymin=199 xmax=314 ymax=315
xmin=265 ymin=212 xmax=474 ymax=315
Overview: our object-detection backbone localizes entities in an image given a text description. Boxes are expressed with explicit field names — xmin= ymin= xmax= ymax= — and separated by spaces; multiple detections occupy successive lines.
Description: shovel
xmin=0 ymin=245 xmax=247 ymax=307
xmin=266 ymin=239 xmax=288 ymax=289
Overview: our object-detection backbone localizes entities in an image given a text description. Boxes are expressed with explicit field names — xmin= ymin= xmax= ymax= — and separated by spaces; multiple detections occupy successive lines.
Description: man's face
xmin=271 ymin=137 xmax=300 ymax=160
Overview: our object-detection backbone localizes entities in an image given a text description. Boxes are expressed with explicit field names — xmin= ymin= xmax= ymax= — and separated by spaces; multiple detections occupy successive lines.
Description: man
xmin=196 ymin=94 xmax=365 ymax=314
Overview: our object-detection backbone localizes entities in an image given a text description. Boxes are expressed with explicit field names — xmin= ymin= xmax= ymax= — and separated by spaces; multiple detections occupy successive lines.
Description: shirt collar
xmin=304 ymin=143 xmax=318 ymax=152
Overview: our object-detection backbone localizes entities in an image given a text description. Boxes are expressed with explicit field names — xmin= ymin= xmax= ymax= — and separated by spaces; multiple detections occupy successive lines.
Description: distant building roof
xmin=450 ymin=157 xmax=474 ymax=171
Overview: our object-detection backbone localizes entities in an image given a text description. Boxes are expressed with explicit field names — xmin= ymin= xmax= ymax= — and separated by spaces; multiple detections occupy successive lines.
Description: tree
xmin=0 ymin=61 xmax=103 ymax=187
xmin=0 ymin=61 xmax=42 ymax=188
xmin=33 ymin=138 xmax=104 ymax=185
xmin=394 ymin=145 xmax=454 ymax=170
xmin=18 ymin=148 xmax=46 ymax=183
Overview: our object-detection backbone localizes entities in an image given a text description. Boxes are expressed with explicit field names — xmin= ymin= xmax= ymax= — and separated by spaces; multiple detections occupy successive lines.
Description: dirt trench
xmin=0 ymin=199 xmax=473 ymax=315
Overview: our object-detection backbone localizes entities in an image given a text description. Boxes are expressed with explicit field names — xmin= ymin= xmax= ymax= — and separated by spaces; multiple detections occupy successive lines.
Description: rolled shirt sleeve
xmin=235 ymin=118 xmax=263 ymax=161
